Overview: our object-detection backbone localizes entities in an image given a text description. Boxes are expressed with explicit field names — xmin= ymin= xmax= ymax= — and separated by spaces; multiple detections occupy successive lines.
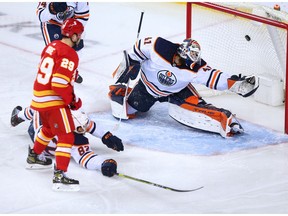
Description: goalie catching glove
xmin=228 ymin=74 xmax=259 ymax=97
xmin=102 ymin=131 xmax=124 ymax=152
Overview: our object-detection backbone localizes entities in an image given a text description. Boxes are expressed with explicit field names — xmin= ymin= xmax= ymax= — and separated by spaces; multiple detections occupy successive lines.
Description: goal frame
xmin=186 ymin=2 xmax=288 ymax=134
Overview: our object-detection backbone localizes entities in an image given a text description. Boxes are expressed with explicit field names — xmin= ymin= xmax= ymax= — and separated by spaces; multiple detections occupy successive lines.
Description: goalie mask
xmin=177 ymin=38 xmax=201 ymax=64
xmin=71 ymin=110 xmax=89 ymax=134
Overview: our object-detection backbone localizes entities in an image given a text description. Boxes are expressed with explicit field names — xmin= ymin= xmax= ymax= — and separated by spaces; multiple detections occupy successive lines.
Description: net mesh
xmin=189 ymin=3 xmax=287 ymax=97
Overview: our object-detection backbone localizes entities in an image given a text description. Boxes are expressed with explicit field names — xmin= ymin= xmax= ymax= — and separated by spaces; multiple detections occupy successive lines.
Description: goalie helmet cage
xmin=186 ymin=2 xmax=288 ymax=134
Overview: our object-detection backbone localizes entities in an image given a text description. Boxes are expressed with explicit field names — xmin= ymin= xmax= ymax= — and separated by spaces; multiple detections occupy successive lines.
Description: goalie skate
xmin=52 ymin=168 xmax=80 ymax=192
xmin=228 ymin=116 xmax=244 ymax=136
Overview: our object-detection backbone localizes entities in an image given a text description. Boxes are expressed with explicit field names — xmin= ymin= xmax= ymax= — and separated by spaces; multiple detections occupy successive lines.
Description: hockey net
xmin=186 ymin=2 xmax=288 ymax=133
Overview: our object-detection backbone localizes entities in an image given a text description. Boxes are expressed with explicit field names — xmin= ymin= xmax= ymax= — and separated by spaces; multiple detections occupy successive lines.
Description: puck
xmin=245 ymin=35 xmax=251 ymax=41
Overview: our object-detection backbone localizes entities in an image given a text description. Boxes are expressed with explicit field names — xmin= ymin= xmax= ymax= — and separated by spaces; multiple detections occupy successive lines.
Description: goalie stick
xmin=116 ymin=173 xmax=204 ymax=192
xmin=113 ymin=11 xmax=144 ymax=84
xmin=112 ymin=11 xmax=144 ymax=131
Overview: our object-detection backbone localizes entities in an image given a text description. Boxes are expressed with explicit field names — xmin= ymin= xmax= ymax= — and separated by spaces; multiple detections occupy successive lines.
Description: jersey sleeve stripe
xmin=24 ymin=107 xmax=34 ymax=120
xmin=214 ymin=72 xmax=223 ymax=90
xmin=41 ymin=23 xmax=51 ymax=45
xmin=86 ymin=121 xmax=96 ymax=134
xmin=83 ymin=154 xmax=98 ymax=169
xmin=133 ymin=39 xmax=148 ymax=60
xmin=53 ymin=73 xmax=71 ymax=82
xmin=79 ymin=151 xmax=95 ymax=168
xmin=209 ymin=70 xmax=221 ymax=89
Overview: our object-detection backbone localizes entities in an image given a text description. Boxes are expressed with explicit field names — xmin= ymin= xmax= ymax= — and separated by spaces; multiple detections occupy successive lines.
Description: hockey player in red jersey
xmin=28 ymin=18 xmax=84 ymax=191
xmin=36 ymin=2 xmax=90 ymax=83
xmin=109 ymin=37 xmax=259 ymax=138
xmin=11 ymin=107 xmax=123 ymax=177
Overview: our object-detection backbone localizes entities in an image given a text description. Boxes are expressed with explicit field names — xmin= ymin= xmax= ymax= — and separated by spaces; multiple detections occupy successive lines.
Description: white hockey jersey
xmin=36 ymin=2 xmax=90 ymax=26
xmin=128 ymin=37 xmax=230 ymax=98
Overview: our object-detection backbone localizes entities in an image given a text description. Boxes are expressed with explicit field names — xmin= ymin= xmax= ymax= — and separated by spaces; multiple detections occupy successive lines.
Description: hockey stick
xmin=136 ymin=11 xmax=144 ymax=40
xmin=113 ymin=12 xmax=144 ymax=131
xmin=116 ymin=173 xmax=204 ymax=192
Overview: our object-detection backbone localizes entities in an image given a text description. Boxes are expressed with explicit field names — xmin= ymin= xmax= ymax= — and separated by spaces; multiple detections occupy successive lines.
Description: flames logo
xmin=157 ymin=70 xmax=177 ymax=86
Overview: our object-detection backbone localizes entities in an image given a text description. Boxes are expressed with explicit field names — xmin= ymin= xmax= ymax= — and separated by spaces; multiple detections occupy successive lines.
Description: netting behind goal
xmin=186 ymin=2 xmax=288 ymax=133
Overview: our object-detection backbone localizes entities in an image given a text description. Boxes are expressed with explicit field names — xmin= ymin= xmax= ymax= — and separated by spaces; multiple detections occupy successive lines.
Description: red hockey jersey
xmin=31 ymin=40 xmax=79 ymax=111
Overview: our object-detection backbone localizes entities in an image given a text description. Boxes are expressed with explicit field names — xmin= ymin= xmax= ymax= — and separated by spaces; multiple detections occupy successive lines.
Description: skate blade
xmin=26 ymin=163 xmax=53 ymax=170
xmin=52 ymin=183 xmax=80 ymax=192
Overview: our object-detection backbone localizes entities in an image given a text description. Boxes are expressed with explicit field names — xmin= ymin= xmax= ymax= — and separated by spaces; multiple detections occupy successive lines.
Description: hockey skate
xmin=227 ymin=114 xmax=244 ymax=136
xmin=52 ymin=167 xmax=80 ymax=192
xmin=229 ymin=122 xmax=244 ymax=135
xmin=11 ymin=106 xmax=24 ymax=127
xmin=26 ymin=146 xmax=52 ymax=169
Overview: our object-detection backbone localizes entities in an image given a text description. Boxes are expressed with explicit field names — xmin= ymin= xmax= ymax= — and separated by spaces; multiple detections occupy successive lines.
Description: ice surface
xmin=0 ymin=2 xmax=288 ymax=214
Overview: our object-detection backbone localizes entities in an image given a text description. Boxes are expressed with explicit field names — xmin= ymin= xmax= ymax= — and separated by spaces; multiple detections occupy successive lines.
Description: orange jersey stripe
xmin=80 ymin=151 xmax=95 ymax=167
xmin=209 ymin=70 xmax=221 ymax=89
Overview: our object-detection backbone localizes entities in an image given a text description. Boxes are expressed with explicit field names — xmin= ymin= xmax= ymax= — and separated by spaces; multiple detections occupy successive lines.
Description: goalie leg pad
xmin=109 ymin=84 xmax=136 ymax=119
xmin=168 ymin=102 xmax=233 ymax=138
xmin=110 ymin=99 xmax=129 ymax=120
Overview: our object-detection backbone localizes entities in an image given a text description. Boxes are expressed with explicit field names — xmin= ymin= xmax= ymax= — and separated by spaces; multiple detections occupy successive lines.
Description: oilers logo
xmin=54 ymin=33 xmax=60 ymax=40
xmin=157 ymin=70 xmax=177 ymax=86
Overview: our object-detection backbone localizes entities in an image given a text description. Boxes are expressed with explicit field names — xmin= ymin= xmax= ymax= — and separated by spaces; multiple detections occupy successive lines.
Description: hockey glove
xmin=101 ymin=159 xmax=117 ymax=177
xmin=228 ymin=74 xmax=259 ymax=97
xmin=102 ymin=131 xmax=124 ymax=152
xmin=69 ymin=96 xmax=82 ymax=110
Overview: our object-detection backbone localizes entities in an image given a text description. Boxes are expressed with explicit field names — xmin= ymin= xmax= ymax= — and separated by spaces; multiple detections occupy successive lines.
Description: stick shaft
xmin=116 ymin=173 xmax=203 ymax=192
xmin=136 ymin=11 xmax=144 ymax=40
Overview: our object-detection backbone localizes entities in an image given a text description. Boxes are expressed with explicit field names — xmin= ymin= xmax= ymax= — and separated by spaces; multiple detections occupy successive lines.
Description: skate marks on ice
xmin=89 ymin=103 xmax=288 ymax=156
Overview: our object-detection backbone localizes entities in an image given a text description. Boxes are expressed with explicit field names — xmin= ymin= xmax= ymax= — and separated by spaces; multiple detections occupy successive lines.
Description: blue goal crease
xmin=89 ymin=108 xmax=288 ymax=156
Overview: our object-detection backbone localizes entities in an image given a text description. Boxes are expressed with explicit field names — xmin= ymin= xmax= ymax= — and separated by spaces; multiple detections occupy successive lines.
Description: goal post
xmin=186 ymin=2 xmax=288 ymax=134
